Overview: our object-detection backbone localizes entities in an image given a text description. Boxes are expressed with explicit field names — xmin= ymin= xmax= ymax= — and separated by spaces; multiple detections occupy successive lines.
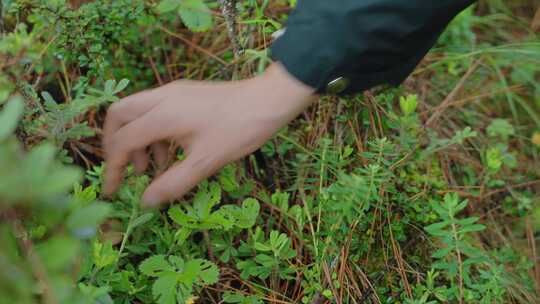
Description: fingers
xmin=104 ymin=106 xmax=170 ymax=195
xmin=151 ymin=141 xmax=170 ymax=174
xmin=131 ymin=142 xmax=168 ymax=175
xmin=103 ymin=91 xmax=164 ymax=194
xmin=131 ymin=148 xmax=149 ymax=174
xmin=103 ymin=90 xmax=161 ymax=147
xmin=141 ymin=149 xmax=224 ymax=208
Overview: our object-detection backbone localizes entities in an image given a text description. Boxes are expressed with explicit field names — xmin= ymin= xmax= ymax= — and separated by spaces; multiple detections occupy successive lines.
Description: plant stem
xmin=0 ymin=0 xmax=4 ymax=35
xmin=218 ymin=0 xmax=242 ymax=58
xmin=105 ymin=201 xmax=138 ymax=284
xmin=451 ymin=220 xmax=464 ymax=304
xmin=5 ymin=209 xmax=59 ymax=304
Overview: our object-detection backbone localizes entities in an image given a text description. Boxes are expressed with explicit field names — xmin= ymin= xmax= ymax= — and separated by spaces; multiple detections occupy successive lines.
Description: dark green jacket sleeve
xmin=271 ymin=0 xmax=476 ymax=94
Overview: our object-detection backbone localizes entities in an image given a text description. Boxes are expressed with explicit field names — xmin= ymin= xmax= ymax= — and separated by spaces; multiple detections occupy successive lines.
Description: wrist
xmin=245 ymin=62 xmax=316 ymax=121
xmin=261 ymin=62 xmax=316 ymax=99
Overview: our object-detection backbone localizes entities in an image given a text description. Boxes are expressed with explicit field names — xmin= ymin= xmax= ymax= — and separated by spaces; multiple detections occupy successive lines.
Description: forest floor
xmin=1 ymin=1 xmax=540 ymax=303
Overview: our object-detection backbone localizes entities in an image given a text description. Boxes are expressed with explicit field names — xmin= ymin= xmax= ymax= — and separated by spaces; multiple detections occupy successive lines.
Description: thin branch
xmin=218 ymin=0 xmax=242 ymax=59
xmin=425 ymin=59 xmax=481 ymax=128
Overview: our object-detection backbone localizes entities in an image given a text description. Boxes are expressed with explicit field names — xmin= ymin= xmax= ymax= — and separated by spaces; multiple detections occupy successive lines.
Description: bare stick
xmin=0 ymin=0 xmax=4 ymax=34
xmin=218 ymin=0 xmax=242 ymax=58
xmin=425 ymin=59 xmax=481 ymax=128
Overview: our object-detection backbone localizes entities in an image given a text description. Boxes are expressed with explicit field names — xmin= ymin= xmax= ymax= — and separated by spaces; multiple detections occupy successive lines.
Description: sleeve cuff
xmin=270 ymin=0 xmax=476 ymax=95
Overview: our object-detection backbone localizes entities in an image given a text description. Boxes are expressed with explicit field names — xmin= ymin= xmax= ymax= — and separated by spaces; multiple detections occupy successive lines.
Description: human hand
xmin=103 ymin=62 xmax=315 ymax=207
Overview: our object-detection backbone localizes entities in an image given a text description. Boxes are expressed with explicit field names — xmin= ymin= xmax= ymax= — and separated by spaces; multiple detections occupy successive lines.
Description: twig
xmin=482 ymin=180 xmax=540 ymax=199
xmin=425 ymin=59 xmax=481 ymax=128
xmin=203 ymin=230 xmax=215 ymax=262
xmin=420 ymin=84 xmax=525 ymax=115
xmin=218 ymin=0 xmax=242 ymax=58
xmin=157 ymin=25 xmax=228 ymax=66
xmin=386 ymin=205 xmax=413 ymax=299
xmin=3 ymin=209 xmax=59 ymax=304
xmin=0 ymin=0 xmax=4 ymax=34
xmin=148 ymin=56 xmax=164 ymax=86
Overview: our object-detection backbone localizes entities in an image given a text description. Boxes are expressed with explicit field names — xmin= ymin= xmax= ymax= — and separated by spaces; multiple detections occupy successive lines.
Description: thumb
xmin=141 ymin=151 xmax=221 ymax=208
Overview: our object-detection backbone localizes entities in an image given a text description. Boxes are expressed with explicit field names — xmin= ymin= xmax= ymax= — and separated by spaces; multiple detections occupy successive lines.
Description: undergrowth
xmin=1 ymin=1 xmax=539 ymax=303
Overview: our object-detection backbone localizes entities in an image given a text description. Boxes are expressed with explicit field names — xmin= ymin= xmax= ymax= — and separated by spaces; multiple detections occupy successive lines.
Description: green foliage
xmin=67 ymin=203 xmax=111 ymax=239
xmin=1 ymin=1 xmax=538 ymax=303
xmin=223 ymin=291 xmax=263 ymax=304
xmin=0 ymin=130 xmax=81 ymax=206
xmin=26 ymin=79 xmax=129 ymax=146
xmin=437 ymin=6 xmax=477 ymax=50
xmin=409 ymin=270 xmax=449 ymax=304
xmin=425 ymin=193 xmax=487 ymax=278
xmin=423 ymin=193 xmax=511 ymax=303
xmin=237 ymin=228 xmax=296 ymax=280
xmin=486 ymin=118 xmax=515 ymax=140
xmin=422 ymin=127 xmax=477 ymax=157
xmin=157 ymin=0 xmax=213 ymax=32
xmin=139 ymin=255 xmax=218 ymax=304
xmin=0 ymin=96 xmax=23 ymax=139
xmin=168 ymin=181 xmax=260 ymax=230
xmin=0 ymin=96 xmax=109 ymax=303
xmin=399 ymin=94 xmax=418 ymax=116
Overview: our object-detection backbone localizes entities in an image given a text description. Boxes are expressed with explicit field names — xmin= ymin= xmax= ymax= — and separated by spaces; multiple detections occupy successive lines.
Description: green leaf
xmin=79 ymin=283 xmax=114 ymax=304
xmin=104 ymin=80 xmax=116 ymax=95
xmin=174 ymin=227 xmax=192 ymax=246
xmin=0 ymin=75 xmax=14 ymax=103
xmin=0 ymin=96 xmax=24 ymax=141
xmin=399 ymin=94 xmax=418 ymax=116
xmin=21 ymin=143 xmax=82 ymax=199
xmin=26 ymin=143 xmax=56 ymax=176
xmin=454 ymin=200 xmax=468 ymax=213
xmin=93 ymin=240 xmax=118 ymax=269
xmin=322 ymin=289 xmax=333 ymax=299
xmin=41 ymin=91 xmax=57 ymax=108
xmin=223 ymin=292 xmax=262 ymax=304
xmin=157 ymin=0 xmax=180 ymax=13
xmin=457 ymin=217 xmax=479 ymax=226
xmin=487 ymin=119 xmax=514 ymax=140
xmin=431 ymin=246 xmax=453 ymax=259
xmin=169 ymin=205 xmax=198 ymax=228
xmin=193 ymin=181 xmax=221 ymax=219
xmin=443 ymin=192 xmax=459 ymax=208
xmin=198 ymin=259 xmax=219 ymax=284
xmin=218 ymin=164 xmax=239 ymax=193
xmin=254 ymin=242 xmax=272 ymax=252
xmin=235 ymin=198 xmax=260 ymax=228
xmin=152 ymin=272 xmax=178 ymax=304
xmin=113 ymin=79 xmax=130 ymax=94
xmin=424 ymin=222 xmax=449 ymax=237
xmin=168 ymin=255 xmax=185 ymax=270
xmin=486 ymin=147 xmax=503 ymax=172
xmin=36 ymin=236 xmax=80 ymax=271
xmin=459 ymin=224 xmax=486 ymax=234
xmin=254 ymin=254 xmax=275 ymax=267
xmin=271 ymin=191 xmax=290 ymax=211
xmin=131 ymin=212 xmax=154 ymax=229
xmin=140 ymin=255 xmax=171 ymax=276
xmin=178 ymin=0 xmax=213 ymax=32
xmin=67 ymin=203 xmax=111 ymax=239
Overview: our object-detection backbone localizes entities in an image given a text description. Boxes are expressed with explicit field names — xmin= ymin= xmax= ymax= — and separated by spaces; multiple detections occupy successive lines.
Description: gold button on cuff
xmin=326 ymin=77 xmax=350 ymax=94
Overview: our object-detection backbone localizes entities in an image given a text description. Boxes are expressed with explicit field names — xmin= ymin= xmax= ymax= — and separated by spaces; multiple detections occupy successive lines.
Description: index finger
xmin=102 ymin=92 xmax=163 ymax=195
xmin=104 ymin=104 xmax=173 ymax=195
xmin=103 ymin=90 xmax=161 ymax=149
